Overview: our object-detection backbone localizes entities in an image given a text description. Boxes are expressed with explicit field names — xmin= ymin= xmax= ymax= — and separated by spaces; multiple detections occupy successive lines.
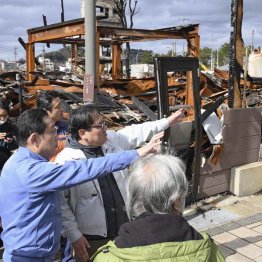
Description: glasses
xmin=41 ymin=127 xmax=58 ymax=135
xmin=91 ymin=122 xmax=107 ymax=130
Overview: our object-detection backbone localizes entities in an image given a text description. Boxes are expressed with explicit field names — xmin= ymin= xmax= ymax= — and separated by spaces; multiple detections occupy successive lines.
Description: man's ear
xmin=27 ymin=133 xmax=41 ymax=148
xmin=78 ymin=129 xmax=86 ymax=139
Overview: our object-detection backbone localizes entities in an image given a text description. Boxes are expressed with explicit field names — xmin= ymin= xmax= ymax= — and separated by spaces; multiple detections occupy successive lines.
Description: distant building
xmin=59 ymin=59 xmax=72 ymax=73
xmin=0 ymin=60 xmax=18 ymax=70
xmin=80 ymin=0 xmax=122 ymax=26
xmin=38 ymin=57 xmax=54 ymax=71
xmin=0 ymin=59 xmax=5 ymax=70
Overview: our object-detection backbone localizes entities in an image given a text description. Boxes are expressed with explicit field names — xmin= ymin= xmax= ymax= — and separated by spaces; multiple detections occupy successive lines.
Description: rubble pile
xmin=0 ymin=68 xmax=261 ymax=122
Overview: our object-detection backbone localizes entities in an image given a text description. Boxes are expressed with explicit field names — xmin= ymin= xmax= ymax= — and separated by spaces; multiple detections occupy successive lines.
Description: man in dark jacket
xmin=0 ymin=99 xmax=17 ymax=171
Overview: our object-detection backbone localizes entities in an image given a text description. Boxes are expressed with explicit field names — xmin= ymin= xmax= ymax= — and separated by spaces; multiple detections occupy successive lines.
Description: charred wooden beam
xmin=131 ymin=96 xmax=157 ymax=121
xmin=27 ymin=18 xmax=199 ymax=43
xmin=229 ymin=0 xmax=244 ymax=108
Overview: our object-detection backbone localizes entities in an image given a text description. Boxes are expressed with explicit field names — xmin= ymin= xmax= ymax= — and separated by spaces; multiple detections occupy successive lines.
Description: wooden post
xmin=186 ymin=35 xmax=200 ymax=107
xmin=187 ymin=35 xmax=200 ymax=58
xmin=71 ymin=43 xmax=78 ymax=74
xmin=112 ymin=44 xmax=122 ymax=79
xmin=234 ymin=0 xmax=244 ymax=108
xmin=26 ymin=43 xmax=35 ymax=81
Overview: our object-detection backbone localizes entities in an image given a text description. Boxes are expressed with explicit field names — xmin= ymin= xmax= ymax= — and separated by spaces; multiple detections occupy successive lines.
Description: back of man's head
xmin=37 ymin=91 xmax=60 ymax=111
xmin=17 ymin=109 xmax=48 ymax=146
xmin=126 ymin=154 xmax=188 ymax=220
xmin=0 ymin=99 xmax=9 ymax=113
xmin=69 ymin=104 xmax=101 ymax=140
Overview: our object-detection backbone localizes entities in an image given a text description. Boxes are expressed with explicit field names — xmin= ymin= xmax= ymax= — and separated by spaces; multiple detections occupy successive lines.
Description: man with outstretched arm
xmin=0 ymin=108 xmax=161 ymax=262
xmin=56 ymin=105 xmax=184 ymax=261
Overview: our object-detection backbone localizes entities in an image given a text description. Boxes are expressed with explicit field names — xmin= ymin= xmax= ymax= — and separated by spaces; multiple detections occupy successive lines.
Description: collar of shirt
xmin=18 ymin=146 xmax=48 ymax=161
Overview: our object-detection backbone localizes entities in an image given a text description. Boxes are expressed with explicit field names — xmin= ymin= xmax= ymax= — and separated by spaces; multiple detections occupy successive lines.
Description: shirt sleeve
xmin=18 ymin=150 xmax=138 ymax=193
xmin=113 ymin=118 xmax=169 ymax=150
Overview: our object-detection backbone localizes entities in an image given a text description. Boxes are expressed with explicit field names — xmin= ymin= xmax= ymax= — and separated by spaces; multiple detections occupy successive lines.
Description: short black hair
xmin=37 ymin=91 xmax=60 ymax=112
xmin=16 ymin=109 xmax=48 ymax=146
xmin=0 ymin=99 xmax=9 ymax=113
xmin=69 ymin=105 xmax=101 ymax=140
xmin=60 ymin=100 xmax=71 ymax=113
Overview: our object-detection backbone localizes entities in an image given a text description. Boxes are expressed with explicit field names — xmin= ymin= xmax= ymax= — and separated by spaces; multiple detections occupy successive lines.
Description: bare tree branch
xmin=113 ymin=0 xmax=140 ymax=78
xmin=128 ymin=0 xmax=139 ymax=28
xmin=114 ymin=0 xmax=127 ymax=28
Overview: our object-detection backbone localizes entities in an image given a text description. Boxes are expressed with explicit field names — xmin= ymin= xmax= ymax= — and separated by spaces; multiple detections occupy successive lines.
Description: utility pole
xmin=171 ymin=40 xmax=176 ymax=57
xmin=83 ymin=0 xmax=96 ymax=103
xmin=14 ymin=47 xmax=18 ymax=69
xmin=181 ymin=18 xmax=189 ymax=56
xmin=216 ymin=49 xmax=219 ymax=67
xmin=251 ymin=29 xmax=254 ymax=53
xmin=210 ymin=34 xmax=214 ymax=70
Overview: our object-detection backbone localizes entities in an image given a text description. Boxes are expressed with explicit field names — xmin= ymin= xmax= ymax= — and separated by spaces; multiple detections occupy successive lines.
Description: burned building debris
xmin=0 ymin=1 xmax=261 ymax=202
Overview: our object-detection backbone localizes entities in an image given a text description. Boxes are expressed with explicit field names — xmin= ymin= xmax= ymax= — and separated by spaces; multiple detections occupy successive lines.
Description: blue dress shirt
xmin=0 ymin=146 xmax=137 ymax=261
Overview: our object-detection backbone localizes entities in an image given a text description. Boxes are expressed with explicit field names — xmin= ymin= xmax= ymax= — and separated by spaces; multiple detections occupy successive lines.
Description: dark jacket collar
xmin=115 ymin=212 xmax=202 ymax=248
xmin=66 ymin=135 xmax=103 ymax=158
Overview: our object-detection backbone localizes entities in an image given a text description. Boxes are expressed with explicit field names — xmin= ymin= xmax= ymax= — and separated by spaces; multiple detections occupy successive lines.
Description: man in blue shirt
xmin=0 ymin=108 xmax=161 ymax=261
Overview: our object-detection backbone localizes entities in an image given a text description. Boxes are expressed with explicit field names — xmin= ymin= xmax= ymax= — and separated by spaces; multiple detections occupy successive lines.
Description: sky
xmin=0 ymin=0 xmax=261 ymax=61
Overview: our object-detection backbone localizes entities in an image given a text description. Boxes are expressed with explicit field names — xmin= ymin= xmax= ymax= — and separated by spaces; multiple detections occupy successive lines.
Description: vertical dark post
xmin=154 ymin=57 xmax=201 ymax=202
xmin=16 ymin=74 xmax=23 ymax=114
xmin=229 ymin=0 xmax=243 ymax=108
xmin=42 ymin=15 xmax=50 ymax=48
xmin=191 ymin=62 xmax=201 ymax=202
xmin=61 ymin=0 xmax=65 ymax=22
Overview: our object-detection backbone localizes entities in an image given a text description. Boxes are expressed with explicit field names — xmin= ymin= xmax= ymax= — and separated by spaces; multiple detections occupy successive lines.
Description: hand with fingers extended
xmin=167 ymin=109 xmax=185 ymax=127
xmin=72 ymin=235 xmax=90 ymax=262
xmin=137 ymin=131 xmax=164 ymax=157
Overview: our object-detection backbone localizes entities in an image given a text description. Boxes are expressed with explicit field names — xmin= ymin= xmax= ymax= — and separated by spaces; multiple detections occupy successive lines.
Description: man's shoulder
xmin=103 ymin=130 xmax=124 ymax=152
xmin=55 ymin=147 xmax=85 ymax=162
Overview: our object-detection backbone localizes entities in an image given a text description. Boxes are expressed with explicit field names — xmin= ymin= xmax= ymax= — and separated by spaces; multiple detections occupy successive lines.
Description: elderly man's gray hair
xmin=126 ymin=154 xmax=188 ymax=220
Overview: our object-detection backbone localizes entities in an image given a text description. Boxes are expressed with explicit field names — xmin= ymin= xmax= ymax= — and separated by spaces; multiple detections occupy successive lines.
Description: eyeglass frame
xmin=90 ymin=122 xmax=107 ymax=130
xmin=39 ymin=126 xmax=59 ymax=135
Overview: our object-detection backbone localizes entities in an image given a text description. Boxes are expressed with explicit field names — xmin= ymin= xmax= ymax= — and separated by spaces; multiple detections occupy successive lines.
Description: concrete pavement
xmin=185 ymin=192 xmax=262 ymax=261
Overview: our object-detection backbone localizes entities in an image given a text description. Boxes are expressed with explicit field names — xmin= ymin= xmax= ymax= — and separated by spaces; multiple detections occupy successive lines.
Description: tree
xmin=36 ymin=47 xmax=71 ymax=66
xmin=218 ymin=42 xmax=230 ymax=66
xmin=114 ymin=0 xmax=139 ymax=78
xmin=199 ymin=47 xmax=212 ymax=68
xmin=18 ymin=58 xmax=26 ymax=65
xmin=140 ymin=50 xmax=154 ymax=64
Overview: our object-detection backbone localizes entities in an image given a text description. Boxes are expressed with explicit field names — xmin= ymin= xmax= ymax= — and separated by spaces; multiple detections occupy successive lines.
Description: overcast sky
xmin=0 ymin=0 xmax=261 ymax=61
